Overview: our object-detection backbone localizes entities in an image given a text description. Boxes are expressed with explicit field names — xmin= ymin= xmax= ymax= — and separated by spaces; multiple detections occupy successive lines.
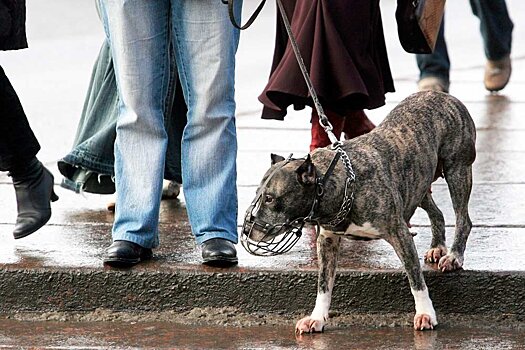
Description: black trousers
xmin=0 ymin=65 xmax=40 ymax=171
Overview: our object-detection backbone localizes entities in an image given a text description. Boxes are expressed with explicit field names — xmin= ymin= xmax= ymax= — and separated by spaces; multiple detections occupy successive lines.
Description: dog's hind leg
xmin=295 ymin=228 xmax=341 ymax=334
xmin=420 ymin=192 xmax=447 ymax=263
xmin=387 ymin=222 xmax=437 ymax=330
xmin=438 ymin=164 xmax=473 ymax=272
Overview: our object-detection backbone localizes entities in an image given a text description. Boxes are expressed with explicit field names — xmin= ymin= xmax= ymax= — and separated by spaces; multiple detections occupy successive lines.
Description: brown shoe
xmin=106 ymin=194 xmax=116 ymax=212
xmin=484 ymin=55 xmax=511 ymax=92
xmin=417 ymin=76 xmax=449 ymax=93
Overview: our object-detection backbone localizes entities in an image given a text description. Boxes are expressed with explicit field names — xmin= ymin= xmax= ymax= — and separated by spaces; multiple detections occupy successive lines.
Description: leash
xmin=223 ymin=0 xmax=348 ymax=146
xmin=270 ymin=0 xmax=357 ymax=222
xmin=273 ymin=0 xmax=339 ymax=144
xmin=227 ymin=0 xmax=357 ymax=233
xmin=222 ymin=0 xmax=267 ymax=30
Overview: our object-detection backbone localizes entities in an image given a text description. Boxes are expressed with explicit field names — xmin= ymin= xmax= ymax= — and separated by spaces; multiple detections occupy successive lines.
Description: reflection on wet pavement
xmin=0 ymin=320 xmax=524 ymax=349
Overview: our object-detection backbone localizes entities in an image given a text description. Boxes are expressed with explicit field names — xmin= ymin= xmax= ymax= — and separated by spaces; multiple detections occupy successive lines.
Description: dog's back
xmin=374 ymin=91 xmax=476 ymax=166
xmin=339 ymin=91 xmax=476 ymax=227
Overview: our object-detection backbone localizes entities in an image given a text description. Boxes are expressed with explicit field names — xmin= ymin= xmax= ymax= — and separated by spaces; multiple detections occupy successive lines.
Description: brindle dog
xmin=243 ymin=91 xmax=476 ymax=332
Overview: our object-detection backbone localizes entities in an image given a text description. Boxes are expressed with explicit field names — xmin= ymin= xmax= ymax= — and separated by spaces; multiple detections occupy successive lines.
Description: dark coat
xmin=259 ymin=0 xmax=395 ymax=120
xmin=0 ymin=0 xmax=27 ymax=51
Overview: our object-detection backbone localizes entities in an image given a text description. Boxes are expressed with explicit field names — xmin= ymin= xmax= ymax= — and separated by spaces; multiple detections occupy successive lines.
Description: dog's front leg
xmin=296 ymin=228 xmax=341 ymax=334
xmin=438 ymin=164 xmax=473 ymax=272
xmin=419 ymin=192 xmax=448 ymax=263
xmin=388 ymin=223 xmax=437 ymax=331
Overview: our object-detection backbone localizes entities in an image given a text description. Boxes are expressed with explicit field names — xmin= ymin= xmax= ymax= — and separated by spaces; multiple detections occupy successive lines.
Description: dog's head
xmin=241 ymin=153 xmax=319 ymax=255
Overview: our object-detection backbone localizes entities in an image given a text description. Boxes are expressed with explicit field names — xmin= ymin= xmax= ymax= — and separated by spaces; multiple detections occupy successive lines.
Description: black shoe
xmin=103 ymin=240 xmax=153 ymax=267
xmin=201 ymin=238 xmax=238 ymax=267
xmin=11 ymin=160 xmax=58 ymax=239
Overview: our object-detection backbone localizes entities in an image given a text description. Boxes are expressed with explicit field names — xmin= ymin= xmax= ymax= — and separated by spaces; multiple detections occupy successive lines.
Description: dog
xmin=242 ymin=91 xmax=476 ymax=332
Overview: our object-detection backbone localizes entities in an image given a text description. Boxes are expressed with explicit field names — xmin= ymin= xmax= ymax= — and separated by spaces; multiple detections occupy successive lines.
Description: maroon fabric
xmin=259 ymin=0 xmax=395 ymax=120
xmin=309 ymin=110 xmax=375 ymax=151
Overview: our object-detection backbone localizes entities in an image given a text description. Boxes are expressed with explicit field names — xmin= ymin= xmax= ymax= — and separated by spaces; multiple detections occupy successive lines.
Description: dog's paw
xmin=295 ymin=316 xmax=325 ymax=334
xmin=438 ymin=253 xmax=463 ymax=272
xmin=413 ymin=313 xmax=437 ymax=331
xmin=424 ymin=246 xmax=447 ymax=264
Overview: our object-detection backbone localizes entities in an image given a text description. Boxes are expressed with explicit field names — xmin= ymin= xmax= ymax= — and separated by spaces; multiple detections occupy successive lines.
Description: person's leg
xmin=470 ymin=0 xmax=513 ymax=91
xmin=415 ymin=20 xmax=450 ymax=92
xmin=0 ymin=66 xmax=40 ymax=169
xmin=108 ymin=76 xmax=185 ymax=213
xmin=58 ymin=40 xmax=118 ymax=195
xmin=0 ymin=66 xmax=57 ymax=239
xmin=107 ymin=79 xmax=185 ymax=213
xmin=470 ymin=0 xmax=513 ymax=61
xmin=342 ymin=110 xmax=375 ymax=140
xmin=310 ymin=109 xmax=375 ymax=151
xmin=100 ymin=0 xmax=171 ymax=265
xmin=159 ymin=76 xmax=186 ymax=202
xmin=171 ymin=0 xmax=241 ymax=265
xmin=163 ymin=73 xmax=186 ymax=186
xmin=310 ymin=110 xmax=344 ymax=151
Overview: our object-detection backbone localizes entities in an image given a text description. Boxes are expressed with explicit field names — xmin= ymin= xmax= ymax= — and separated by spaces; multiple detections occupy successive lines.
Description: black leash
xmin=227 ymin=0 xmax=356 ymax=255
xmin=271 ymin=1 xmax=357 ymax=218
xmin=226 ymin=0 xmax=357 ymax=230
xmin=273 ymin=0 xmax=339 ymax=143
xmin=223 ymin=0 xmax=338 ymax=143
xmin=222 ymin=0 xmax=266 ymax=30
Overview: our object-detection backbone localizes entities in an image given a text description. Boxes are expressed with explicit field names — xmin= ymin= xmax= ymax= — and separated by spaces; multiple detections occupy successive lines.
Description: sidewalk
xmin=0 ymin=0 xmax=524 ymax=328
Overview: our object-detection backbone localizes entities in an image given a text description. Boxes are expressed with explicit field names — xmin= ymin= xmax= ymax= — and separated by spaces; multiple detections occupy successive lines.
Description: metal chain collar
xmin=318 ymin=145 xmax=356 ymax=230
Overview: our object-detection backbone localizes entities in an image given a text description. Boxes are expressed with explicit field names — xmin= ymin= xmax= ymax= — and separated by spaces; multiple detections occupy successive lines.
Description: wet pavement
xmin=1 ymin=320 xmax=525 ymax=350
xmin=1 ymin=0 xmax=525 ymax=348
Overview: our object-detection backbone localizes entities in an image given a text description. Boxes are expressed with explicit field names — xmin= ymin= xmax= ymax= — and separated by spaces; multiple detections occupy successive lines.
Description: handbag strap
xmin=222 ymin=0 xmax=266 ymax=30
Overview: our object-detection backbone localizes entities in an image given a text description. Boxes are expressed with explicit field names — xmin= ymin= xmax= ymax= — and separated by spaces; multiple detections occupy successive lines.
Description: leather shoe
xmin=417 ymin=76 xmax=449 ymax=93
xmin=484 ymin=55 xmax=511 ymax=92
xmin=11 ymin=160 xmax=58 ymax=239
xmin=103 ymin=240 xmax=152 ymax=267
xmin=201 ymin=238 xmax=238 ymax=267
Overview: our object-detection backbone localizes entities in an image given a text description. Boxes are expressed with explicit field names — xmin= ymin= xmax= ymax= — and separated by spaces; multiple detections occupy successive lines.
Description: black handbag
xmin=396 ymin=0 xmax=446 ymax=54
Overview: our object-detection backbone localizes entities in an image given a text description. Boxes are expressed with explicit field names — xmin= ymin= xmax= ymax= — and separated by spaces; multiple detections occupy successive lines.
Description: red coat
xmin=259 ymin=0 xmax=395 ymax=120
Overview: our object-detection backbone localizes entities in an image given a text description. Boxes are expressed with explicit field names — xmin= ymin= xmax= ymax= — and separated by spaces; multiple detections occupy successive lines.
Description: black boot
xmin=9 ymin=158 xmax=58 ymax=239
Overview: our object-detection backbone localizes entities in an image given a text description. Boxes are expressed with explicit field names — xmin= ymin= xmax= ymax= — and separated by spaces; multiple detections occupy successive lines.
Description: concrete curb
xmin=1 ymin=268 xmax=523 ymax=317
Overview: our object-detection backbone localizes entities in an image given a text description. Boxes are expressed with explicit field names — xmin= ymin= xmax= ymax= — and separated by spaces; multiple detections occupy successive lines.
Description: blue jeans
xmin=99 ymin=0 xmax=241 ymax=248
xmin=417 ymin=0 xmax=513 ymax=83
xmin=58 ymin=40 xmax=186 ymax=194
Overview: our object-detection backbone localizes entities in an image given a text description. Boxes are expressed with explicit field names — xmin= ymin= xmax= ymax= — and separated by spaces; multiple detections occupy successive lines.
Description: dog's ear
xmin=271 ymin=153 xmax=286 ymax=165
xmin=296 ymin=155 xmax=316 ymax=186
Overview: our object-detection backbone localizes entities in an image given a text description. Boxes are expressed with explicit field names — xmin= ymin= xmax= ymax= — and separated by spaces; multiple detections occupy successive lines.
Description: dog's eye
xmin=264 ymin=195 xmax=274 ymax=204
